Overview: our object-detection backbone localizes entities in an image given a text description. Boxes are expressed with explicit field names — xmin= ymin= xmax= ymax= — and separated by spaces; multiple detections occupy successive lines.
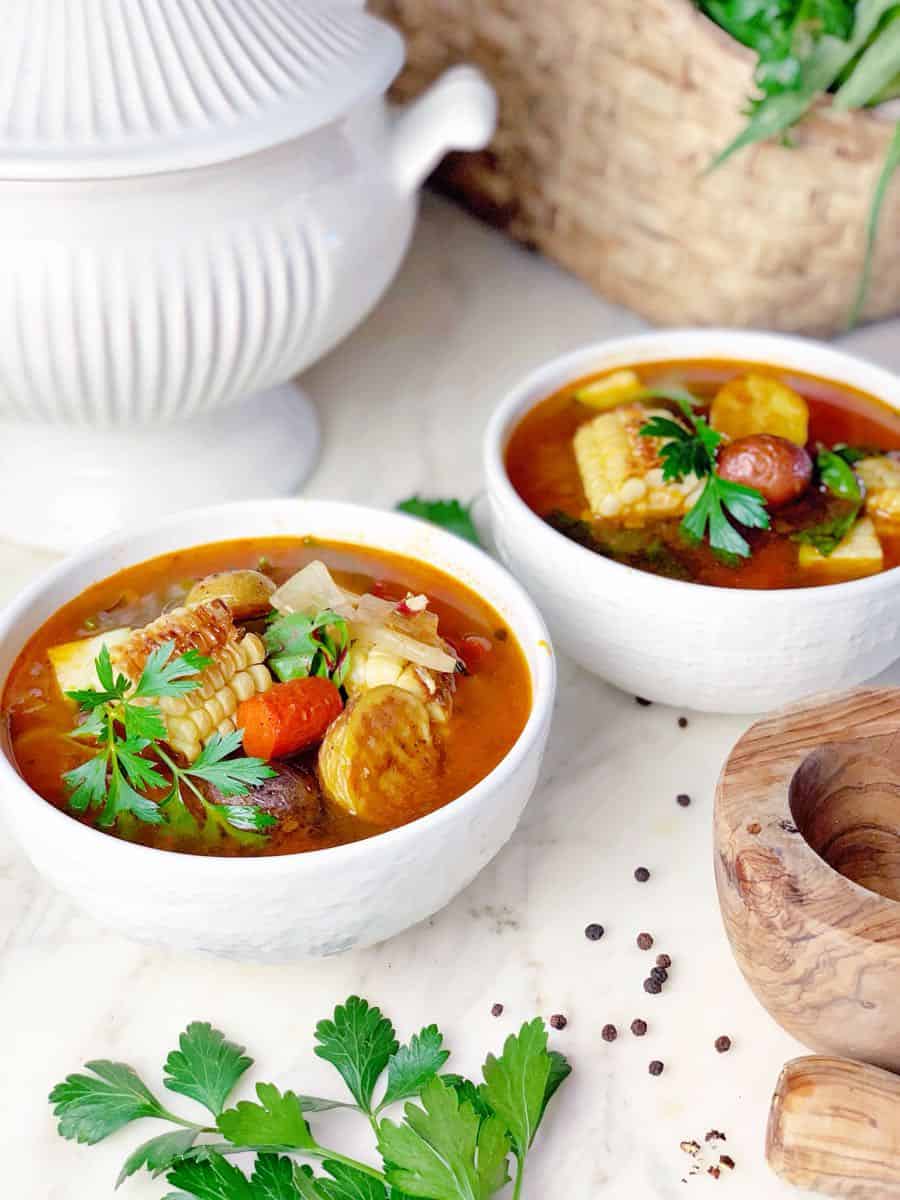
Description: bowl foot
xmin=0 ymin=382 xmax=320 ymax=551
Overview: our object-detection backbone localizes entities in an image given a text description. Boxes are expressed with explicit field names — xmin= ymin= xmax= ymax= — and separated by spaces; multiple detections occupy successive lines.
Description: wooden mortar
xmin=715 ymin=689 xmax=900 ymax=1070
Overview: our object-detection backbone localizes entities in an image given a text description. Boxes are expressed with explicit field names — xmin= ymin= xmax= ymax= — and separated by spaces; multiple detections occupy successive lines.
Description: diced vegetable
xmin=574 ymin=404 xmax=702 ymax=524
xmin=48 ymin=628 xmax=133 ymax=698
xmin=574 ymin=369 xmax=645 ymax=411
xmin=271 ymin=561 xmax=354 ymax=617
xmin=710 ymin=375 xmax=809 ymax=446
xmin=237 ymin=676 xmax=343 ymax=760
xmin=318 ymin=684 xmax=441 ymax=822
xmin=857 ymin=455 xmax=900 ymax=525
xmin=186 ymin=570 xmax=275 ymax=619
xmin=798 ymin=515 xmax=883 ymax=576
xmin=264 ymin=609 xmax=350 ymax=686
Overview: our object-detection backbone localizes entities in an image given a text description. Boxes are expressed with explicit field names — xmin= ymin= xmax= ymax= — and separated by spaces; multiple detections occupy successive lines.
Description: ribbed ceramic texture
xmin=372 ymin=0 xmax=900 ymax=335
xmin=0 ymin=0 xmax=403 ymax=176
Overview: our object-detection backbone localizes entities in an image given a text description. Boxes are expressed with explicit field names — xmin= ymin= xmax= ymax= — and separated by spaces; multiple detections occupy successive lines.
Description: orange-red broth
xmin=1 ymin=539 xmax=531 ymax=856
xmin=506 ymin=360 xmax=900 ymax=589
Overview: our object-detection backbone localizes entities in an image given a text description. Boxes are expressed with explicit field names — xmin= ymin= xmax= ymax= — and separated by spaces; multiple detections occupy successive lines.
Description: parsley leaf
xmin=122 ymin=700 xmax=169 ymax=743
xmin=396 ymin=498 xmax=481 ymax=546
xmin=184 ymin=732 xmax=276 ymax=797
xmin=164 ymin=1022 xmax=253 ymax=1118
xmin=681 ymin=474 xmax=770 ymax=558
xmin=218 ymin=1083 xmax=315 ymax=1150
xmin=315 ymin=997 xmax=399 ymax=1113
xmin=380 ymin=1026 xmax=451 ymax=1110
xmin=265 ymin=611 xmax=351 ymax=688
xmin=117 ymin=1128 xmax=200 ymax=1186
xmin=167 ymin=1152 xmax=256 ymax=1200
xmin=103 ymin=770 xmax=165 ymax=827
xmin=316 ymin=1160 xmax=390 ymax=1200
xmin=49 ymin=1061 xmax=167 ymax=1145
xmin=540 ymin=1051 xmax=572 ymax=1123
xmin=62 ymin=754 xmax=109 ymax=813
xmin=251 ymin=1153 xmax=304 ymax=1200
xmin=480 ymin=1019 xmax=551 ymax=1155
xmin=131 ymin=642 xmax=211 ymax=699
xmin=378 ymin=1077 xmax=510 ymax=1200
xmin=817 ymin=448 xmax=862 ymax=501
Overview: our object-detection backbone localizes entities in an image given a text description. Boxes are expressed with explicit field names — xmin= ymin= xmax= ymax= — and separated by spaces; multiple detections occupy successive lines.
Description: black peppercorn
xmin=585 ymin=923 xmax=604 ymax=941
xmin=643 ymin=977 xmax=662 ymax=995
xmin=630 ymin=1018 xmax=648 ymax=1037
xmin=549 ymin=1013 xmax=568 ymax=1030
xmin=678 ymin=716 xmax=689 ymax=728
xmin=637 ymin=932 xmax=654 ymax=950
xmin=656 ymin=953 xmax=672 ymax=969
xmin=650 ymin=966 xmax=668 ymax=984
xmin=634 ymin=867 xmax=650 ymax=882
xmin=648 ymin=1060 xmax=664 ymax=1076
xmin=676 ymin=793 xmax=691 ymax=807
xmin=715 ymin=1035 xmax=732 ymax=1053
xmin=601 ymin=1024 xmax=617 ymax=1043
xmin=491 ymin=1003 xmax=504 ymax=1017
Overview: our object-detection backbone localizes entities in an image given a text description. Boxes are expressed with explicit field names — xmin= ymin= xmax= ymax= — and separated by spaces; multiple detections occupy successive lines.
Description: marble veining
xmin=3 ymin=196 xmax=900 ymax=1197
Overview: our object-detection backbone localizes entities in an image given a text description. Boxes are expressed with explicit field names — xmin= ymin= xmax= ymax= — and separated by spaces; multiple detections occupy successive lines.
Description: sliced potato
xmin=574 ymin=369 xmax=644 ymax=411
xmin=710 ymin=374 xmax=809 ymax=446
xmin=798 ymin=516 xmax=883 ymax=577
xmin=318 ymin=684 xmax=443 ymax=824
xmin=186 ymin=570 xmax=275 ymax=619
xmin=48 ymin=628 xmax=133 ymax=698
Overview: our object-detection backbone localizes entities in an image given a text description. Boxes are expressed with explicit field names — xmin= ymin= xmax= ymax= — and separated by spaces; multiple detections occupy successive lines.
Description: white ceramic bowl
xmin=0 ymin=500 xmax=554 ymax=961
xmin=485 ymin=329 xmax=900 ymax=714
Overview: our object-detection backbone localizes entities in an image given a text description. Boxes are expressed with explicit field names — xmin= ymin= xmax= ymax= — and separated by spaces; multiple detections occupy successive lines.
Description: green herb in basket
xmin=698 ymin=0 xmax=900 ymax=325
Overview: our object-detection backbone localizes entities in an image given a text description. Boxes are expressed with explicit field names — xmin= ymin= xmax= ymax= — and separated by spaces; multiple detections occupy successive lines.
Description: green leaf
xmin=101 ymin=770 xmax=164 ymax=827
xmin=63 ymin=754 xmax=108 ymax=813
xmin=315 ymin=997 xmax=399 ymax=1112
xmin=184 ymin=732 xmax=276 ymax=798
xmin=116 ymin=1128 xmax=200 ymax=1187
xmin=164 ymin=1022 xmax=253 ymax=1118
xmin=49 ymin=1060 xmax=167 ymax=1145
xmin=218 ymin=1083 xmax=315 ymax=1150
xmin=167 ymin=1152 xmax=256 ymax=1200
xmin=265 ymin=611 xmax=351 ymax=687
xmin=848 ymin=122 xmax=900 ymax=328
xmin=66 ymin=685 xmax=122 ymax=711
xmin=638 ymin=415 xmax=691 ymax=443
xmin=378 ymin=1078 xmax=510 ymax=1200
xmin=791 ymin=502 xmax=860 ymax=554
xmin=293 ymin=1166 xmax=324 ymax=1200
xmin=212 ymin=804 xmax=277 ymax=832
xmin=380 ymin=1027 xmax=450 ymax=1109
xmin=251 ymin=1154 xmax=304 ymax=1200
xmin=834 ymin=12 xmax=900 ymax=108
xmin=480 ymin=1019 xmax=552 ymax=1155
xmin=70 ymin=708 xmax=108 ymax=740
xmin=317 ymin=1161 xmax=390 ymax=1200
xmin=116 ymin=740 xmax=167 ymax=792
xmin=717 ymin=476 xmax=772 ymax=529
xmin=440 ymin=1078 xmax=495 ymax=1128
xmin=818 ymin=448 xmax=863 ymax=501
xmin=123 ymin=700 xmax=169 ymax=743
xmin=539 ymin=1052 xmax=572 ymax=1123
xmin=132 ymin=642 xmax=209 ymax=700
xmin=395 ymin=498 xmax=481 ymax=546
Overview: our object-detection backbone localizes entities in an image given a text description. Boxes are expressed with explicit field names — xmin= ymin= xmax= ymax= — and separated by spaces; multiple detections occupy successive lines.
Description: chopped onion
xmin=271 ymin=560 xmax=356 ymax=616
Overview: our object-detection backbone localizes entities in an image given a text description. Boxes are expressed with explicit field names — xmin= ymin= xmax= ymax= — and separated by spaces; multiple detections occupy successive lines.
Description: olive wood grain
xmin=715 ymin=689 xmax=900 ymax=1070
xmin=767 ymin=1056 xmax=900 ymax=1198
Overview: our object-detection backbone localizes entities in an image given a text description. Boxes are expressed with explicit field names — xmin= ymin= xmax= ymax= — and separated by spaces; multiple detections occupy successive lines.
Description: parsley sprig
xmin=49 ymin=995 xmax=570 ymax=1200
xmin=63 ymin=643 xmax=276 ymax=836
xmin=396 ymin=497 xmax=481 ymax=546
xmin=639 ymin=390 xmax=770 ymax=558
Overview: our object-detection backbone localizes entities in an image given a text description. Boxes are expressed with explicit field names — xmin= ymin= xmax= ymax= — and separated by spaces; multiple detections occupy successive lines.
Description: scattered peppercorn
xmin=676 ymin=793 xmax=691 ymax=807
xmin=635 ymin=696 xmax=652 ymax=707
xmin=494 ymin=628 xmax=508 ymax=641
xmin=549 ymin=1014 xmax=568 ymax=1030
xmin=708 ymin=1165 xmax=721 ymax=1180
xmin=720 ymin=1155 xmax=735 ymax=1170
xmin=585 ymin=923 xmax=604 ymax=941
xmin=648 ymin=1059 xmax=664 ymax=1076
xmin=643 ymin=977 xmax=662 ymax=995
xmin=705 ymin=1130 xmax=726 ymax=1144
xmin=656 ymin=953 xmax=672 ymax=969
xmin=630 ymin=1018 xmax=648 ymax=1037
xmin=634 ymin=866 xmax=650 ymax=882
xmin=678 ymin=716 xmax=689 ymax=728
xmin=715 ymin=1035 xmax=732 ymax=1053
xmin=601 ymin=1024 xmax=618 ymax=1043
xmin=650 ymin=966 xmax=668 ymax=984
xmin=637 ymin=932 xmax=654 ymax=950
xmin=491 ymin=1003 xmax=504 ymax=1017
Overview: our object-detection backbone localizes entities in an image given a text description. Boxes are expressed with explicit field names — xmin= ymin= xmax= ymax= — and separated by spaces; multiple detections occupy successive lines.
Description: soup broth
xmin=2 ymin=538 xmax=531 ymax=856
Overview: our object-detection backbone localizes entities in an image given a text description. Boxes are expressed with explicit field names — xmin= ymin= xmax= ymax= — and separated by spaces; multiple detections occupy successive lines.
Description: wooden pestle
xmin=767 ymin=1056 xmax=900 ymax=1197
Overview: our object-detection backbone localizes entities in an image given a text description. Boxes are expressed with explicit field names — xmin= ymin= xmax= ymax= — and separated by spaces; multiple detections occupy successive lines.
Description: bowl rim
xmin=484 ymin=327 xmax=900 ymax=604
xmin=0 ymin=498 xmax=556 ymax=875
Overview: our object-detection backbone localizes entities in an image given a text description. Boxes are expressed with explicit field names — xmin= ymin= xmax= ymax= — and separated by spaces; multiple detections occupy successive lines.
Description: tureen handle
xmin=390 ymin=66 xmax=497 ymax=193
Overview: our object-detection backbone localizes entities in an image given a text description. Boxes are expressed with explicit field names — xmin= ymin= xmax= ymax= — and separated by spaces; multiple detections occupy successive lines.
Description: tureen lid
xmin=0 ymin=0 xmax=404 ymax=179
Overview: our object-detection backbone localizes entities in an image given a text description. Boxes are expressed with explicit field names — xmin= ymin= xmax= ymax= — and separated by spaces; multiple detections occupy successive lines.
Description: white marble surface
xmin=3 ymin=195 xmax=900 ymax=1199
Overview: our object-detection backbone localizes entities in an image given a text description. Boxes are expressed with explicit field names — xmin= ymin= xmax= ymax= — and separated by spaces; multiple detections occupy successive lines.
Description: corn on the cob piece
xmin=573 ymin=404 xmax=702 ymax=525
xmin=158 ymin=633 xmax=272 ymax=762
xmin=110 ymin=600 xmax=236 ymax=681
xmin=856 ymin=455 xmax=900 ymax=525
xmin=344 ymin=642 xmax=454 ymax=724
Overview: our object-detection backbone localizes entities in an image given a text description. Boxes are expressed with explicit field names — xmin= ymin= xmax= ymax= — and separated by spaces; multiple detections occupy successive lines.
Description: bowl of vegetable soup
xmin=485 ymin=330 xmax=900 ymax=713
xmin=0 ymin=500 xmax=554 ymax=960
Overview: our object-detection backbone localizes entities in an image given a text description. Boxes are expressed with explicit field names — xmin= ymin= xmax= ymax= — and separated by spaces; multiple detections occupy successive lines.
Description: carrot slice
xmin=237 ymin=676 xmax=343 ymax=760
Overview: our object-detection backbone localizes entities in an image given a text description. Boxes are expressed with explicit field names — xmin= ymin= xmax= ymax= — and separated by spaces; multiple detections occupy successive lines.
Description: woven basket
xmin=371 ymin=0 xmax=900 ymax=335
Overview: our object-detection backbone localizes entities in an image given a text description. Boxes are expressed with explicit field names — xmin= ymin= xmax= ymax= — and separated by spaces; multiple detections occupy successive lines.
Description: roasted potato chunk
xmin=574 ymin=369 xmax=644 ymax=411
xmin=798 ymin=516 xmax=883 ymax=577
xmin=318 ymin=684 xmax=444 ymax=824
xmin=857 ymin=455 xmax=900 ymax=526
xmin=710 ymin=374 xmax=809 ymax=447
xmin=186 ymin=570 xmax=276 ymax=619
